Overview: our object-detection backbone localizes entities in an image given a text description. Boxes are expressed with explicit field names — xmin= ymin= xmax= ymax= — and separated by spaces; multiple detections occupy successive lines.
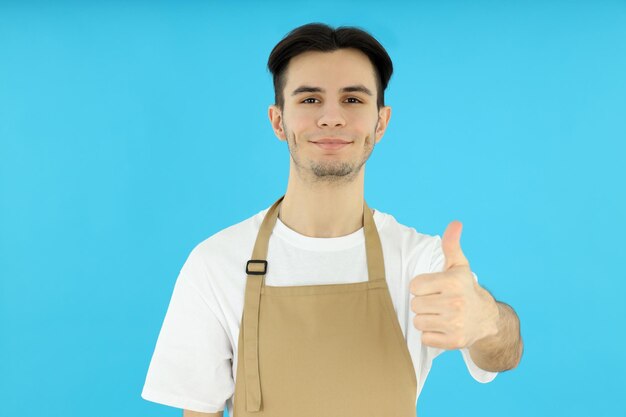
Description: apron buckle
xmin=246 ymin=259 xmax=268 ymax=275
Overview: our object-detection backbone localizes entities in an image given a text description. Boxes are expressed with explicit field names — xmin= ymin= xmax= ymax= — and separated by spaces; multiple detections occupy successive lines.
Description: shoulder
xmin=373 ymin=208 xmax=440 ymax=259
xmin=188 ymin=207 xmax=267 ymax=269
xmin=171 ymin=207 xmax=268 ymax=312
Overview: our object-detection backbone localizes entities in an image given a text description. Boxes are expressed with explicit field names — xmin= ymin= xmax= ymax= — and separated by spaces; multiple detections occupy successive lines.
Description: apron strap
xmin=363 ymin=198 xmax=385 ymax=282
xmin=242 ymin=194 xmax=385 ymax=411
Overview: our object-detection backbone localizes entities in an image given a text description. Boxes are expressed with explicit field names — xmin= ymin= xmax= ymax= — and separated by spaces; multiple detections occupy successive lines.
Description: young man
xmin=141 ymin=23 xmax=523 ymax=417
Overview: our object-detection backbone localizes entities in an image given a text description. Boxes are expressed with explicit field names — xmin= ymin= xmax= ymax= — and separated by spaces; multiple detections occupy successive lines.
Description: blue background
xmin=1 ymin=1 xmax=624 ymax=416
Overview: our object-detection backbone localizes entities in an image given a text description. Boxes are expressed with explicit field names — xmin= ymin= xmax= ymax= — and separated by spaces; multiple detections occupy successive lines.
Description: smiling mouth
xmin=312 ymin=142 xmax=352 ymax=151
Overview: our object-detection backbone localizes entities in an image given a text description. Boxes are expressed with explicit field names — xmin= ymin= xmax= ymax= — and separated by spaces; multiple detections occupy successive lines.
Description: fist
xmin=410 ymin=220 xmax=499 ymax=350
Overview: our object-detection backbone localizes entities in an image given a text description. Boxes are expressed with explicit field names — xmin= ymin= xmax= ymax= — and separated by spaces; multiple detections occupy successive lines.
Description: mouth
xmin=312 ymin=142 xmax=352 ymax=151
xmin=312 ymin=138 xmax=352 ymax=150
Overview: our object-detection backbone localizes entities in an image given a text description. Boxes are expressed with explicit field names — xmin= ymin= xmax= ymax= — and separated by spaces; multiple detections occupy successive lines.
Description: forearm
xmin=468 ymin=300 xmax=523 ymax=372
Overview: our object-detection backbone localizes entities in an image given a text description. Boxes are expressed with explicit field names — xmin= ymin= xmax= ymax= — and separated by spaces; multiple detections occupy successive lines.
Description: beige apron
xmin=232 ymin=195 xmax=417 ymax=416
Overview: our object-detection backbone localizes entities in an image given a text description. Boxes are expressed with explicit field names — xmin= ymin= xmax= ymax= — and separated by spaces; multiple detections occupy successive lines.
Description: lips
xmin=311 ymin=138 xmax=352 ymax=144
xmin=313 ymin=141 xmax=352 ymax=150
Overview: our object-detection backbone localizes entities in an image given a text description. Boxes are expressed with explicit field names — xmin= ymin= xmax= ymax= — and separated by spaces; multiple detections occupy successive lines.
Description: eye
xmin=301 ymin=97 xmax=363 ymax=104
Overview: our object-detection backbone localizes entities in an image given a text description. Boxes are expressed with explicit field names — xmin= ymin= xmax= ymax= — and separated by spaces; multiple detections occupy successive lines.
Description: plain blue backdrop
xmin=1 ymin=1 xmax=624 ymax=416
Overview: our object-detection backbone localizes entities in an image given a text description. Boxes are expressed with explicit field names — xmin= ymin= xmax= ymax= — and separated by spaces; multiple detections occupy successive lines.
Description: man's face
xmin=269 ymin=48 xmax=391 ymax=185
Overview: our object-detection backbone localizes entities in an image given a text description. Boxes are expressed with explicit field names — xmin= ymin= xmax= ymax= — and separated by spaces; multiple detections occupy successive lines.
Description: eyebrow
xmin=291 ymin=84 xmax=373 ymax=96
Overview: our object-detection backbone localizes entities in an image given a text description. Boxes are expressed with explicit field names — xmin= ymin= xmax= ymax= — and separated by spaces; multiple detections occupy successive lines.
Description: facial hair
xmin=281 ymin=119 xmax=379 ymax=186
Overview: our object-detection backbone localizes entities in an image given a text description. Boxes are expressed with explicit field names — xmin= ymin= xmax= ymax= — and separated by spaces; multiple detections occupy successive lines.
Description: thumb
xmin=441 ymin=220 xmax=470 ymax=271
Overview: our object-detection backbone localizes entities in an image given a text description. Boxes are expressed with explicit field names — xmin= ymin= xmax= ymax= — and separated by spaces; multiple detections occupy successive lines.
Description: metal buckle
xmin=246 ymin=259 xmax=267 ymax=275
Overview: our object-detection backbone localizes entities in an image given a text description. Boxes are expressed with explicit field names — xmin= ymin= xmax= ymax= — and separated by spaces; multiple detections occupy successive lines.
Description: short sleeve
xmin=429 ymin=235 xmax=499 ymax=383
xmin=141 ymin=249 xmax=234 ymax=413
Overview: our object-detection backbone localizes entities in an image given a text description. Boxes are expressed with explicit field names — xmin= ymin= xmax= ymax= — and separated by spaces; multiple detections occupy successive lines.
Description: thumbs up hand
xmin=410 ymin=221 xmax=500 ymax=350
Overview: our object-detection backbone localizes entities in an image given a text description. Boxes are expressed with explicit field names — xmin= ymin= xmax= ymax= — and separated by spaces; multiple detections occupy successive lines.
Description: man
xmin=141 ymin=23 xmax=523 ymax=417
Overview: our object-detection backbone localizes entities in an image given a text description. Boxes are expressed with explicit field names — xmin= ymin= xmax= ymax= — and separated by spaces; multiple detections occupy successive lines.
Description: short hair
xmin=267 ymin=22 xmax=394 ymax=111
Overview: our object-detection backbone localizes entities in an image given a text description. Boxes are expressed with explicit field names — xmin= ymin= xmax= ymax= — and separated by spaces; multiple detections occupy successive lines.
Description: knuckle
xmin=445 ymin=280 xmax=462 ymax=293
xmin=452 ymin=318 xmax=463 ymax=331
xmin=450 ymin=297 xmax=465 ymax=311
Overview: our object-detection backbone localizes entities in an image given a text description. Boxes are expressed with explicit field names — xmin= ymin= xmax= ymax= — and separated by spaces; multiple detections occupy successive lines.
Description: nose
xmin=317 ymin=102 xmax=346 ymax=128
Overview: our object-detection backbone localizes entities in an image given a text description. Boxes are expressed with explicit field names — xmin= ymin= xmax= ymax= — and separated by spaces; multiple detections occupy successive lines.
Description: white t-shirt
xmin=141 ymin=204 xmax=498 ymax=414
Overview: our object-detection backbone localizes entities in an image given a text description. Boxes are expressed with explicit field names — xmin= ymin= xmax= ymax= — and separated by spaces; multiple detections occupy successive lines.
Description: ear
xmin=375 ymin=106 xmax=391 ymax=144
xmin=268 ymin=104 xmax=286 ymax=141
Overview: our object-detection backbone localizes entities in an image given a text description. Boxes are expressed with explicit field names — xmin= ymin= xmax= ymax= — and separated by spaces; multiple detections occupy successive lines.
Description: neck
xmin=278 ymin=166 xmax=373 ymax=238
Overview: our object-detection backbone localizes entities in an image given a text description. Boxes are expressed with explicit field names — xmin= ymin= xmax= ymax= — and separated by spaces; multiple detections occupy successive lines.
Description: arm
xmin=467 ymin=299 xmax=523 ymax=372
xmin=183 ymin=410 xmax=223 ymax=417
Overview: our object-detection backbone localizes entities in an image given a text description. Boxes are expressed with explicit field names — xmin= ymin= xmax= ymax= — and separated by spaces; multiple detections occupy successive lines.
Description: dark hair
xmin=267 ymin=23 xmax=393 ymax=111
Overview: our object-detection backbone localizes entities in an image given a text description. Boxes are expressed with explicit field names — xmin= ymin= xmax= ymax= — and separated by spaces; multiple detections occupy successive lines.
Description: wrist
xmin=477 ymin=287 xmax=500 ymax=342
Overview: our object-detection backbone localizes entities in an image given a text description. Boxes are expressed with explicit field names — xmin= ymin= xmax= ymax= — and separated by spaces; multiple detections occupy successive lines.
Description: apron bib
xmin=233 ymin=195 xmax=417 ymax=416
